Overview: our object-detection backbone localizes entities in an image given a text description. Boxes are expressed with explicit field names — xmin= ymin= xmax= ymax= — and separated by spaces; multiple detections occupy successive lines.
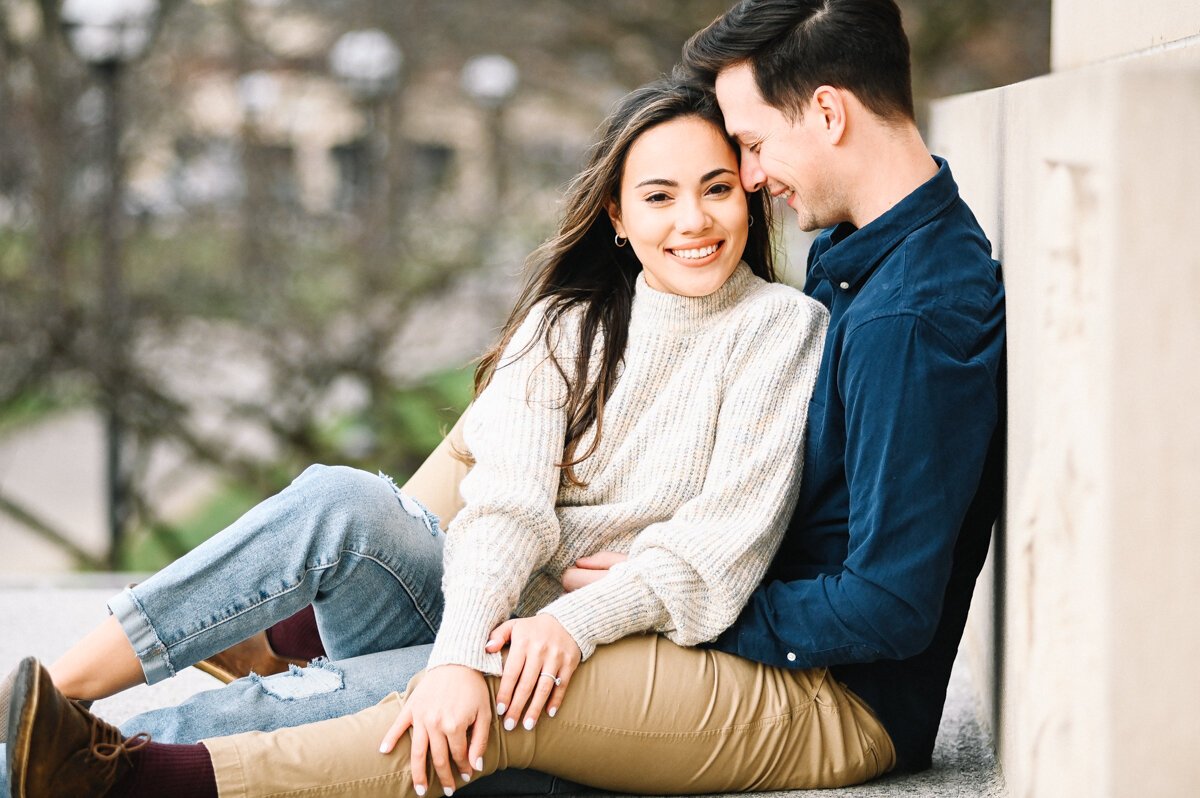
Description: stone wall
xmin=927 ymin=5 xmax=1200 ymax=796
xmin=1051 ymin=0 xmax=1200 ymax=70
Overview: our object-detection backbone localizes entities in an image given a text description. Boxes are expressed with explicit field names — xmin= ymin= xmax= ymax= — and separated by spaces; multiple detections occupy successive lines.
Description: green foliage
xmin=0 ymin=230 xmax=33 ymax=280
xmin=0 ymin=384 xmax=90 ymax=436
xmin=0 ymin=392 xmax=64 ymax=436
xmin=318 ymin=366 xmax=476 ymax=483
xmin=116 ymin=482 xmax=262 ymax=572
xmin=115 ymin=365 xmax=474 ymax=571
xmin=389 ymin=370 xmax=475 ymax=462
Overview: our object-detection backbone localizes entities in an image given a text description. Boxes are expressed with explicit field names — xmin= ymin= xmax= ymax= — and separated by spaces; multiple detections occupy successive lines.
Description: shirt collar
xmin=813 ymin=156 xmax=960 ymax=289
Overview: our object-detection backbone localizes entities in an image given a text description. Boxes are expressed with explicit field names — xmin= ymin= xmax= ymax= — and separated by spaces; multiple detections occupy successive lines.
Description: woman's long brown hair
xmin=473 ymin=78 xmax=777 ymax=485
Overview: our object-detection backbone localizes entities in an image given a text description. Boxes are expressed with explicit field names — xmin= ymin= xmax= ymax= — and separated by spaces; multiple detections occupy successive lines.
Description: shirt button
xmin=786 ymin=652 xmax=797 ymax=662
xmin=839 ymin=281 xmax=850 ymax=290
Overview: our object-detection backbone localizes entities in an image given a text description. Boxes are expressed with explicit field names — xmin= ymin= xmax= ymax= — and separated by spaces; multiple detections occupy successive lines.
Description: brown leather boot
xmin=6 ymin=657 xmax=150 ymax=797
xmin=193 ymin=632 xmax=307 ymax=683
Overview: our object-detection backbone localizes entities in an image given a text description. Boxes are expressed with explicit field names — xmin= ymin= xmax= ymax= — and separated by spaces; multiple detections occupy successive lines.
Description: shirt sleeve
xmin=710 ymin=312 xmax=1001 ymax=669
xmin=539 ymin=296 xmax=828 ymax=660
xmin=426 ymin=306 xmax=570 ymax=674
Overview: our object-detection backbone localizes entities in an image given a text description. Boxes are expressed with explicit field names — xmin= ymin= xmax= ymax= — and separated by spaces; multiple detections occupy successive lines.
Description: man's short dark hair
xmin=680 ymin=0 xmax=915 ymax=122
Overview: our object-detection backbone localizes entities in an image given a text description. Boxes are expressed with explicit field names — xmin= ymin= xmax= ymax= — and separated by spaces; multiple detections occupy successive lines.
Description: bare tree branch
xmin=0 ymin=489 xmax=106 ymax=570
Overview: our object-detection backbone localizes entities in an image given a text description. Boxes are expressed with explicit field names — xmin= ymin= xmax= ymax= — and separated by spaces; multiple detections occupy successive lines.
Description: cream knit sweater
xmin=427 ymin=263 xmax=828 ymax=674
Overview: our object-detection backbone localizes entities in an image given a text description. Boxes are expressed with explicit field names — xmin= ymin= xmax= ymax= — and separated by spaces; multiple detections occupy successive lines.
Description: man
xmin=7 ymin=1 xmax=1004 ymax=794
xmin=550 ymin=0 xmax=1005 ymax=774
xmin=681 ymin=0 xmax=1006 ymax=773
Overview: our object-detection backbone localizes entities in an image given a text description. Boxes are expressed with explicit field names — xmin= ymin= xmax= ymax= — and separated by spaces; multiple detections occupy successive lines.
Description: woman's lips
xmin=667 ymin=240 xmax=724 ymax=266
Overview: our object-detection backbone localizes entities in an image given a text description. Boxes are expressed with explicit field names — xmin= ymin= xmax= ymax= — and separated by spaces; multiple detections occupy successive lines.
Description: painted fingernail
xmin=523 ymin=718 xmax=534 ymax=730
xmin=475 ymin=757 xmax=484 ymax=772
xmin=444 ymin=787 xmax=455 ymax=797
xmin=496 ymin=702 xmax=506 ymax=714
xmin=462 ymin=773 xmax=471 ymax=782
xmin=504 ymin=717 xmax=516 ymax=731
xmin=548 ymin=707 xmax=557 ymax=718
xmin=414 ymin=786 xmax=426 ymax=796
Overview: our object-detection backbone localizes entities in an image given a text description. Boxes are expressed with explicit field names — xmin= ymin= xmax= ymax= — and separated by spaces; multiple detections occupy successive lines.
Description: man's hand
xmin=379 ymin=665 xmax=490 ymax=796
xmin=560 ymin=551 xmax=628 ymax=592
xmin=485 ymin=615 xmax=581 ymax=731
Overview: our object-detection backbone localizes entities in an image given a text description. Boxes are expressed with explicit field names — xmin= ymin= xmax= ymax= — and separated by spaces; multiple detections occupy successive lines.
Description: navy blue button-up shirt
xmin=709 ymin=158 xmax=1006 ymax=771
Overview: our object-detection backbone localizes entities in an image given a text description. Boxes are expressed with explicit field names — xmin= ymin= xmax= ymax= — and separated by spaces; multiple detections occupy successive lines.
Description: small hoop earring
xmin=748 ymin=215 xmax=755 ymax=228
xmin=614 ymin=233 xmax=628 ymax=248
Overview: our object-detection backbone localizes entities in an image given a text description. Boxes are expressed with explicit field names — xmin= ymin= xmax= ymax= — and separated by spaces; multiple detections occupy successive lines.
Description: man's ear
xmin=811 ymin=85 xmax=847 ymax=145
xmin=606 ymin=199 xmax=623 ymax=237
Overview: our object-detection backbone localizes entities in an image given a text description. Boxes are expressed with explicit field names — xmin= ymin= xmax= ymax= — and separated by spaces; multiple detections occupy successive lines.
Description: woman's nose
xmin=675 ymin=198 xmax=710 ymax=234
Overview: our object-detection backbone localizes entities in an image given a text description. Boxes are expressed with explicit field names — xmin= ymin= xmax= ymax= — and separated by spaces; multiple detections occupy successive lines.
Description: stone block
xmin=926 ymin=85 xmax=1006 ymax=744
xmin=930 ymin=44 xmax=1200 ymax=798
xmin=1051 ymin=0 xmax=1200 ymax=71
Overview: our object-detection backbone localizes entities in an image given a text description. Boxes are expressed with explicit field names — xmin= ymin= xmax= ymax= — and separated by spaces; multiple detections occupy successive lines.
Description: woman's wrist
xmin=429 ymin=589 xmax=512 ymax=675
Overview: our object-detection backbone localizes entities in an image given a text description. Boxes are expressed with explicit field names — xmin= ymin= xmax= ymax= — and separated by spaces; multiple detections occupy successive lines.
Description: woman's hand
xmin=485 ymin=615 xmax=581 ymax=731
xmin=379 ymin=665 xmax=490 ymax=796
xmin=561 ymin=551 xmax=628 ymax=592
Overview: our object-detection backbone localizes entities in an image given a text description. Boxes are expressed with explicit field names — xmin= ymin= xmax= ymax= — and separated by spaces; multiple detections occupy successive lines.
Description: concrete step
xmin=0 ymin=579 xmax=1005 ymax=796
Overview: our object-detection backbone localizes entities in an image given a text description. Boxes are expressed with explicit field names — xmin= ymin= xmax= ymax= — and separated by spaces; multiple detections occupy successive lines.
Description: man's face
xmin=714 ymin=63 xmax=839 ymax=232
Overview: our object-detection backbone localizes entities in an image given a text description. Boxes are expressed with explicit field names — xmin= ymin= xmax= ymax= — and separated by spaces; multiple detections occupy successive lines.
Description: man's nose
xmin=740 ymin=151 xmax=767 ymax=192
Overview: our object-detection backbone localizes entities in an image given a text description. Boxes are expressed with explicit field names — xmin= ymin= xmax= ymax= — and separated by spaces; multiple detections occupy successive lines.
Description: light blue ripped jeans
xmin=34 ymin=465 xmax=580 ymax=795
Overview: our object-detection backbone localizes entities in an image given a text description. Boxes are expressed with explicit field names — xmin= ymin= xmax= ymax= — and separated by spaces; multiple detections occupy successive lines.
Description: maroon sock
xmin=114 ymin=741 xmax=216 ymax=798
xmin=265 ymin=604 xmax=326 ymax=661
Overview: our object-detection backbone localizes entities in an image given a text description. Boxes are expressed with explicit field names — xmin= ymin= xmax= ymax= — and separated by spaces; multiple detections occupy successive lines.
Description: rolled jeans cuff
xmin=108 ymin=587 xmax=175 ymax=685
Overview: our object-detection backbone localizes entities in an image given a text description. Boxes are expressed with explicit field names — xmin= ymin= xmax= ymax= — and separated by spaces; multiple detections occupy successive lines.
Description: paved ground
xmin=0 ymin=577 xmax=1005 ymax=796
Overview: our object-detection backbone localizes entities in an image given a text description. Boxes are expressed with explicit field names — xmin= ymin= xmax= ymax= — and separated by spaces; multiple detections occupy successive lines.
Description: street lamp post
xmin=60 ymin=0 xmax=160 ymax=566
xmin=330 ymin=29 xmax=402 ymax=279
xmin=461 ymin=54 xmax=519 ymax=208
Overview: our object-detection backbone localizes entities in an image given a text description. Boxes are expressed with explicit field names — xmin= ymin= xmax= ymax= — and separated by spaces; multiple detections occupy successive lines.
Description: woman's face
xmin=609 ymin=116 xmax=749 ymax=297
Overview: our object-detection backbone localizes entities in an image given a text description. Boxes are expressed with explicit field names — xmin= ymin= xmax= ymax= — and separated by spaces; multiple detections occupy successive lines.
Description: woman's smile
xmin=667 ymin=240 xmax=724 ymax=264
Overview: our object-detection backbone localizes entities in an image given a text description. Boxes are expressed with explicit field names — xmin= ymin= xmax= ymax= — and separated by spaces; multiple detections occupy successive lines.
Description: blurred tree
xmin=0 ymin=0 xmax=1049 ymax=569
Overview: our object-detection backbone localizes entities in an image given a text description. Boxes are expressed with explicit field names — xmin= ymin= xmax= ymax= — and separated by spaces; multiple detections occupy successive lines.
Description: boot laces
xmin=89 ymin=712 xmax=152 ymax=782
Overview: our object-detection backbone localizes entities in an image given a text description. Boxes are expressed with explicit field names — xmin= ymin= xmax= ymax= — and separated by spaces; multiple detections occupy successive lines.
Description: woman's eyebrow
xmin=634 ymin=168 xmax=735 ymax=189
xmin=702 ymin=168 xmax=736 ymax=182
xmin=634 ymin=177 xmax=677 ymax=188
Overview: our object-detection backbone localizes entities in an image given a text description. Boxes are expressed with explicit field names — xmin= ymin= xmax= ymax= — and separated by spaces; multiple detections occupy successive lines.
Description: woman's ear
xmin=606 ymin=199 xmax=623 ymax=238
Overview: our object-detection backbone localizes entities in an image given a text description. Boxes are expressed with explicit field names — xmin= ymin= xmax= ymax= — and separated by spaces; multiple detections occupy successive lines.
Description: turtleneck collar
xmin=629 ymin=262 xmax=759 ymax=336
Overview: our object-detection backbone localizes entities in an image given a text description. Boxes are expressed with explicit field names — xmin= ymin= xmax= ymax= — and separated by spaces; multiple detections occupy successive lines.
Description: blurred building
xmin=0 ymin=1 xmax=1054 ymax=576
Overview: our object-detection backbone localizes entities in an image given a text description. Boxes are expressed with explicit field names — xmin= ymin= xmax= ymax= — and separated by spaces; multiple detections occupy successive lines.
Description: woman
xmin=5 ymin=79 xmax=873 ymax=798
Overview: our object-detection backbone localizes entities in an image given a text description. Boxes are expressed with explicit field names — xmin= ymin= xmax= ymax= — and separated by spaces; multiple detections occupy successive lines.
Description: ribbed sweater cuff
xmin=427 ymin=590 xmax=508 ymax=675
xmin=539 ymin=571 xmax=659 ymax=660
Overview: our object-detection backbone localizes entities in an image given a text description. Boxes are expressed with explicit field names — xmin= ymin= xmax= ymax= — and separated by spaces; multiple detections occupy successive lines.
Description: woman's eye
xmin=645 ymin=192 xmax=670 ymax=204
xmin=707 ymin=183 xmax=733 ymax=197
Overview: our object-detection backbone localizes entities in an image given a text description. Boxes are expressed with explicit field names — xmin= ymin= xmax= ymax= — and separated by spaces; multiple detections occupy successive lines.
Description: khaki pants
xmin=203 ymin=634 xmax=894 ymax=797
xmin=204 ymin=414 xmax=895 ymax=796
xmin=397 ymin=413 xmax=470 ymax=529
